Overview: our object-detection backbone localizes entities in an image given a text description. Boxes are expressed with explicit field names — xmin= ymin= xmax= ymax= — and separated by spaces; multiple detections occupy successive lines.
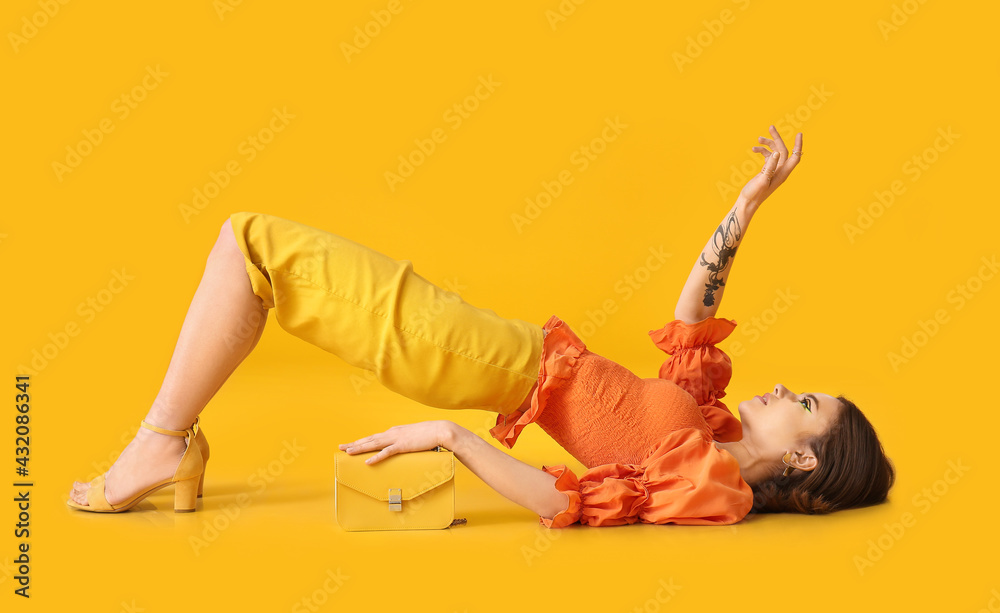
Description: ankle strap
xmin=141 ymin=420 xmax=190 ymax=437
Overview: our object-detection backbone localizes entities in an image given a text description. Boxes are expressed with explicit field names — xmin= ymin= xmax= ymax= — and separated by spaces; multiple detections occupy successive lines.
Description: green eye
xmin=800 ymin=399 xmax=812 ymax=413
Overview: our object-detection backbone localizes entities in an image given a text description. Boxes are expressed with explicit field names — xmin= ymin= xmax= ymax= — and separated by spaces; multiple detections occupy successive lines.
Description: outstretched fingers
xmin=767 ymin=124 xmax=789 ymax=157
xmin=760 ymin=149 xmax=781 ymax=180
xmin=739 ymin=125 xmax=805 ymax=206
xmin=788 ymin=131 xmax=803 ymax=165
xmin=757 ymin=127 xmax=803 ymax=181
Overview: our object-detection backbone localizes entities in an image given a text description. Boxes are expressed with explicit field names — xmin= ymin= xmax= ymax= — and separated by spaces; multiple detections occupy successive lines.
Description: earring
xmin=781 ymin=452 xmax=795 ymax=477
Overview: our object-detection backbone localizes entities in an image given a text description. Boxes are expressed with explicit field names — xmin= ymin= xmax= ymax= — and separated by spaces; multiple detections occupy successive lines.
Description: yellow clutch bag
xmin=334 ymin=445 xmax=463 ymax=531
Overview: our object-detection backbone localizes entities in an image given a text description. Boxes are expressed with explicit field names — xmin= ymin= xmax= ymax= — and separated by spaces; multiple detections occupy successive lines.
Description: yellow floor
xmin=37 ymin=356 xmax=990 ymax=611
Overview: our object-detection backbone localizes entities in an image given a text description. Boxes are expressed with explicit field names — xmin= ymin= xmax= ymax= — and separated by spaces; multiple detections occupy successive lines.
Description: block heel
xmin=194 ymin=416 xmax=209 ymax=498
xmin=198 ymin=462 xmax=207 ymax=498
xmin=174 ymin=476 xmax=200 ymax=512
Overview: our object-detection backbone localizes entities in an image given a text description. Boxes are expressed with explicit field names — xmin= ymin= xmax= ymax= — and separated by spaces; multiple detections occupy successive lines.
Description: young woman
xmin=68 ymin=125 xmax=895 ymax=525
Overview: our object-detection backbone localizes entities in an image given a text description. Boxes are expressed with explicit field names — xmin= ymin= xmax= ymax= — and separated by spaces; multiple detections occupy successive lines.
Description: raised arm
xmin=673 ymin=197 xmax=756 ymax=324
xmin=674 ymin=126 xmax=803 ymax=324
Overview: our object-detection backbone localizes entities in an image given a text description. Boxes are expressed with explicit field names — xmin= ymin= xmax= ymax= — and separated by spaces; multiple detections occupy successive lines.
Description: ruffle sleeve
xmin=648 ymin=316 xmax=742 ymax=442
xmin=539 ymin=428 xmax=753 ymax=528
xmin=489 ymin=315 xmax=584 ymax=449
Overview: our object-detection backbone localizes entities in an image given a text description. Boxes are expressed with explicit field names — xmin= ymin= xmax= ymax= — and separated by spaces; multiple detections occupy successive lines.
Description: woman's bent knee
xmin=212 ymin=218 xmax=243 ymax=260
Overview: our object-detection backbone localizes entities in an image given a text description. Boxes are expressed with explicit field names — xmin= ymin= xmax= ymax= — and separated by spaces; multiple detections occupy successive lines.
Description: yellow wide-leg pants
xmin=228 ymin=211 xmax=543 ymax=415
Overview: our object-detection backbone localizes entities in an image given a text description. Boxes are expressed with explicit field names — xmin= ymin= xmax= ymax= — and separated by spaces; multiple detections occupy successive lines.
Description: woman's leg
xmin=69 ymin=218 xmax=267 ymax=507
xmin=225 ymin=211 xmax=543 ymax=415
xmin=71 ymin=211 xmax=543 ymax=507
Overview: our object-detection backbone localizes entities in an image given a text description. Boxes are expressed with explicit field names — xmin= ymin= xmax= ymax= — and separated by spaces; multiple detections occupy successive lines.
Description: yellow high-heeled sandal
xmin=67 ymin=419 xmax=205 ymax=513
xmin=192 ymin=416 xmax=209 ymax=498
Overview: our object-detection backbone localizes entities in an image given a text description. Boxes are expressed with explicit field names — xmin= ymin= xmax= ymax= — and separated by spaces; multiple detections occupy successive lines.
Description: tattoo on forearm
xmin=698 ymin=210 xmax=742 ymax=306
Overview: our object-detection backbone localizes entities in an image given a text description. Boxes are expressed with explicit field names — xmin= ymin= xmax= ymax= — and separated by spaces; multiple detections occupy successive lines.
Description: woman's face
xmin=736 ymin=383 xmax=842 ymax=470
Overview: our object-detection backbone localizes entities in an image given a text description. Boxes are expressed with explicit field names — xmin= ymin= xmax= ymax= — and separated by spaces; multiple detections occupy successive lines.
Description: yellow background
xmin=3 ymin=0 xmax=997 ymax=610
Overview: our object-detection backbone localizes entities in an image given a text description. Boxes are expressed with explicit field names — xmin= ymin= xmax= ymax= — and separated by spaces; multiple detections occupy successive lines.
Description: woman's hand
xmin=338 ymin=420 xmax=454 ymax=465
xmin=739 ymin=125 xmax=803 ymax=209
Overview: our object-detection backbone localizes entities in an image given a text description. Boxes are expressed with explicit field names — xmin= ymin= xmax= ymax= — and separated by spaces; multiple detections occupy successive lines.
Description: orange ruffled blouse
xmin=489 ymin=315 xmax=754 ymax=528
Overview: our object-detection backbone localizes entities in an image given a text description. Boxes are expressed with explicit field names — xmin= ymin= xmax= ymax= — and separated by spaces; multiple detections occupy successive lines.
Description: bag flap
xmin=335 ymin=448 xmax=454 ymax=501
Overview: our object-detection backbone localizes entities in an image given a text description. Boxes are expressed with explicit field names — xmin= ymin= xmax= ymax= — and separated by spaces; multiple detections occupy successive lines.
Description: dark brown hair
xmin=750 ymin=394 xmax=895 ymax=514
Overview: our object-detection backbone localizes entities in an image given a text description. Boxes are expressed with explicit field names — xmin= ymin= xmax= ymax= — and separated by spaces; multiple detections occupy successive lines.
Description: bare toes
xmin=70 ymin=481 xmax=92 ymax=505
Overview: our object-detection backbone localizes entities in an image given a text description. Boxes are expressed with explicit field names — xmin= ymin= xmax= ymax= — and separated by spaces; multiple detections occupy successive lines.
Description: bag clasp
xmin=388 ymin=488 xmax=402 ymax=512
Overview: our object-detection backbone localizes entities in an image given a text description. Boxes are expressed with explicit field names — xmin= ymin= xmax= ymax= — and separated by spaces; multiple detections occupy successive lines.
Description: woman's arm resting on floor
xmin=445 ymin=422 xmax=569 ymax=520
xmin=674 ymin=126 xmax=803 ymax=324
xmin=339 ymin=420 xmax=570 ymax=520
